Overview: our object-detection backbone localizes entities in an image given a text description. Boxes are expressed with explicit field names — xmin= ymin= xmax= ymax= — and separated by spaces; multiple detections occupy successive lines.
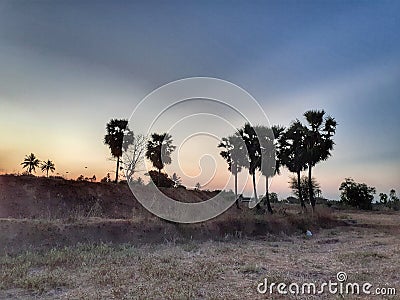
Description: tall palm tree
xmin=21 ymin=153 xmax=40 ymax=174
xmin=218 ymin=134 xmax=247 ymax=209
xmin=279 ymin=121 xmax=308 ymax=210
xmin=238 ymin=123 xmax=262 ymax=208
xmin=303 ymin=110 xmax=337 ymax=210
xmin=104 ymin=119 xmax=134 ymax=183
xmin=40 ymin=159 xmax=55 ymax=177
xmin=145 ymin=133 xmax=176 ymax=185
xmin=257 ymin=125 xmax=285 ymax=214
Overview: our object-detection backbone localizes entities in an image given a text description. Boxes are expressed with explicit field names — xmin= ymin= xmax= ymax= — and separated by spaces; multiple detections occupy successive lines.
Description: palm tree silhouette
xmin=257 ymin=125 xmax=285 ymax=214
xmin=40 ymin=159 xmax=55 ymax=177
xmin=238 ymin=123 xmax=262 ymax=208
xmin=21 ymin=153 xmax=40 ymax=174
xmin=145 ymin=133 xmax=176 ymax=185
xmin=218 ymin=134 xmax=247 ymax=209
xmin=279 ymin=121 xmax=308 ymax=210
xmin=303 ymin=110 xmax=337 ymax=210
xmin=104 ymin=119 xmax=134 ymax=183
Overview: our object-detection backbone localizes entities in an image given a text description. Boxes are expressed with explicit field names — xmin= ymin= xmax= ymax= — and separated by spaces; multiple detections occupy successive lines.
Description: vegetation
xmin=237 ymin=123 xmax=262 ymax=208
xmin=145 ymin=133 xmax=176 ymax=185
xmin=40 ymin=159 xmax=55 ymax=177
xmin=104 ymin=119 xmax=133 ymax=183
xmin=303 ymin=110 xmax=337 ymax=210
xmin=259 ymin=125 xmax=284 ymax=214
xmin=171 ymin=173 xmax=182 ymax=188
xmin=21 ymin=153 xmax=41 ymax=174
xmin=121 ymin=133 xmax=146 ymax=183
xmin=148 ymin=170 xmax=174 ymax=188
xmin=279 ymin=121 xmax=308 ymax=209
xmin=218 ymin=134 xmax=247 ymax=208
xmin=289 ymin=175 xmax=321 ymax=204
xmin=339 ymin=178 xmax=376 ymax=210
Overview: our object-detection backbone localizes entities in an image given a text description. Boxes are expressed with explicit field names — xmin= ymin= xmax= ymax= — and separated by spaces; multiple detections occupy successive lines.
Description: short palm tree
xmin=21 ymin=153 xmax=40 ymax=174
xmin=41 ymin=159 xmax=55 ymax=177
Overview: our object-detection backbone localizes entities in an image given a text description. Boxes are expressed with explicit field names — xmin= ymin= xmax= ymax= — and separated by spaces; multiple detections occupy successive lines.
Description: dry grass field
xmin=0 ymin=210 xmax=399 ymax=299
xmin=0 ymin=176 xmax=399 ymax=299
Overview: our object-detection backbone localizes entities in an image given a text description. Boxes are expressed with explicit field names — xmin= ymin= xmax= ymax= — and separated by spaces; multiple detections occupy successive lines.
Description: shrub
xmin=339 ymin=178 xmax=375 ymax=210
xmin=148 ymin=170 xmax=174 ymax=188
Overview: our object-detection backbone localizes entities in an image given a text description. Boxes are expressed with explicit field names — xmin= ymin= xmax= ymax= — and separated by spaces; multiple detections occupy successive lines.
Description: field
xmin=0 ymin=175 xmax=399 ymax=299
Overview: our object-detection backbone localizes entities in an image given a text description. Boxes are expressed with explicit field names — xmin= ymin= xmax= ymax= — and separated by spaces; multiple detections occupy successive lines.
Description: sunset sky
xmin=1 ymin=1 xmax=399 ymax=200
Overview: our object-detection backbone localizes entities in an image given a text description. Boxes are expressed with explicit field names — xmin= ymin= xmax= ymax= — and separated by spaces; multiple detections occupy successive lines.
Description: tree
xmin=104 ymin=119 xmax=134 ymax=183
xmin=379 ymin=193 xmax=388 ymax=205
xmin=195 ymin=182 xmax=201 ymax=190
xmin=136 ymin=177 xmax=144 ymax=185
xmin=339 ymin=178 xmax=376 ymax=210
xmin=101 ymin=173 xmax=111 ymax=183
xmin=145 ymin=133 xmax=176 ymax=185
xmin=258 ymin=125 xmax=284 ymax=214
xmin=171 ymin=173 xmax=182 ymax=188
xmin=279 ymin=121 xmax=308 ymax=209
xmin=269 ymin=192 xmax=279 ymax=203
xmin=40 ymin=159 xmax=55 ymax=177
xmin=389 ymin=189 xmax=399 ymax=202
xmin=21 ymin=153 xmax=40 ymax=174
xmin=388 ymin=189 xmax=400 ymax=211
xmin=303 ymin=110 xmax=337 ymax=210
xmin=218 ymin=134 xmax=247 ymax=209
xmin=237 ymin=123 xmax=262 ymax=208
xmin=121 ymin=133 xmax=146 ymax=183
xmin=289 ymin=175 xmax=321 ymax=203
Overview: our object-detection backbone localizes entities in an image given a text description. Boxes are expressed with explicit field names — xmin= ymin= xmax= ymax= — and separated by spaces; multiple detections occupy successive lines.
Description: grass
xmin=0 ymin=210 xmax=399 ymax=299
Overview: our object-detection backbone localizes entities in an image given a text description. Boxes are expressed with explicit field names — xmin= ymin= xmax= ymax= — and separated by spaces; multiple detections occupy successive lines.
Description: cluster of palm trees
xmin=21 ymin=153 xmax=55 ymax=177
xmin=219 ymin=109 xmax=337 ymax=212
xmin=104 ymin=110 xmax=336 ymax=212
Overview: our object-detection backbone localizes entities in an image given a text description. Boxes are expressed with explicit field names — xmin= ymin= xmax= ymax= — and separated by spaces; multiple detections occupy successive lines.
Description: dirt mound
xmin=0 ymin=175 xmax=220 ymax=219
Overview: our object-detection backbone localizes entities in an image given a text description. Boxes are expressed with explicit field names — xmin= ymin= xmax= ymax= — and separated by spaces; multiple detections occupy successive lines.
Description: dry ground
xmin=0 ymin=210 xmax=399 ymax=299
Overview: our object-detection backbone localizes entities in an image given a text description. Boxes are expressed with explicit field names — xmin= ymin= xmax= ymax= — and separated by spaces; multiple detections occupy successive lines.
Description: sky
xmin=0 ymin=0 xmax=399 ymax=200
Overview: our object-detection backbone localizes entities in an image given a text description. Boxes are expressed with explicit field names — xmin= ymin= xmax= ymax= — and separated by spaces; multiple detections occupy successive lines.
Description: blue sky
xmin=0 ymin=0 xmax=399 ymax=199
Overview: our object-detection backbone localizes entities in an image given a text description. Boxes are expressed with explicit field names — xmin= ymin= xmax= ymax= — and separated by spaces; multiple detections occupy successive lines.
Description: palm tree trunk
xmin=234 ymin=171 xmax=240 ymax=209
xmin=46 ymin=169 xmax=49 ymax=177
xmin=252 ymin=173 xmax=261 ymax=210
xmin=115 ymin=156 xmax=120 ymax=183
xmin=265 ymin=176 xmax=273 ymax=214
xmin=297 ymin=170 xmax=306 ymax=210
xmin=308 ymin=164 xmax=315 ymax=211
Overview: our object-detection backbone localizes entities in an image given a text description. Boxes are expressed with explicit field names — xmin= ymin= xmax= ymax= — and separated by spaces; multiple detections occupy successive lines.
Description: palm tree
xmin=238 ymin=123 xmax=262 ymax=208
xmin=303 ymin=110 xmax=337 ymax=210
xmin=104 ymin=119 xmax=134 ymax=183
xmin=40 ymin=159 xmax=55 ymax=177
xmin=257 ymin=125 xmax=285 ymax=214
xmin=145 ymin=133 xmax=176 ymax=185
xmin=218 ymin=134 xmax=247 ymax=209
xmin=279 ymin=121 xmax=308 ymax=210
xmin=21 ymin=153 xmax=40 ymax=174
